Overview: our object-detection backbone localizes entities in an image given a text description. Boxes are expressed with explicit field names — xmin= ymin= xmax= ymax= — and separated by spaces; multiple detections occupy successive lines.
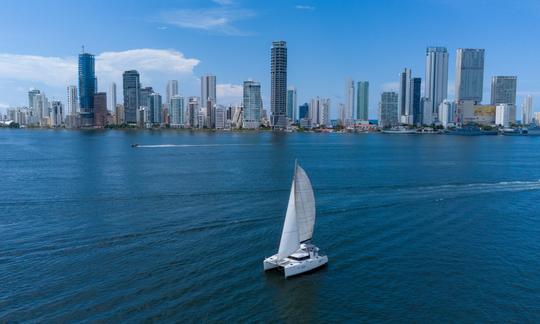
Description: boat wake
xmin=134 ymin=144 xmax=265 ymax=148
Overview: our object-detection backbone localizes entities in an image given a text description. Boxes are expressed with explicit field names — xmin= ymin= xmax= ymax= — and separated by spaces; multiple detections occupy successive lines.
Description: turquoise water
xmin=1 ymin=129 xmax=540 ymax=322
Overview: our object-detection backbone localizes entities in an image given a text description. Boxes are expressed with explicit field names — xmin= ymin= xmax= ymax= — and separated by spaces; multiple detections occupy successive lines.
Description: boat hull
xmin=264 ymin=248 xmax=328 ymax=278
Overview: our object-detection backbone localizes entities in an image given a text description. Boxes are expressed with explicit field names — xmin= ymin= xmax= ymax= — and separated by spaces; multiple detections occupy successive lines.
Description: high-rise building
xmin=149 ymin=93 xmax=162 ymax=125
xmin=167 ymin=80 xmax=179 ymax=104
xmin=50 ymin=101 xmax=63 ymax=127
xmin=108 ymin=82 xmax=117 ymax=112
xmin=398 ymin=68 xmax=412 ymax=124
xmin=425 ymin=47 xmax=448 ymax=121
xmin=215 ymin=105 xmax=226 ymax=129
xmin=78 ymin=52 xmax=97 ymax=127
xmin=356 ymin=81 xmax=369 ymax=121
xmin=455 ymin=49 xmax=485 ymax=103
xmin=243 ymin=80 xmax=262 ymax=129
xmin=496 ymin=103 xmax=516 ymax=127
xmin=201 ymin=75 xmax=216 ymax=128
xmin=170 ymin=95 xmax=185 ymax=127
xmin=491 ymin=76 xmax=517 ymax=105
xmin=345 ymin=78 xmax=354 ymax=124
xmin=271 ymin=40 xmax=287 ymax=129
xmin=139 ymin=87 xmax=154 ymax=109
xmin=67 ymin=86 xmax=78 ymax=115
xmin=522 ymin=95 xmax=533 ymax=125
xmin=122 ymin=70 xmax=140 ymax=124
xmin=187 ymin=97 xmax=199 ymax=128
xmin=28 ymin=89 xmax=41 ymax=124
xmin=410 ymin=78 xmax=422 ymax=125
xmin=378 ymin=92 xmax=398 ymax=128
xmin=286 ymin=87 xmax=297 ymax=122
xmin=439 ymin=100 xmax=456 ymax=128
xmin=299 ymin=103 xmax=309 ymax=120
xmin=93 ymin=92 xmax=107 ymax=127
xmin=309 ymin=97 xmax=330 ymax=127
xmin=34 ymin=92 xmax=49 ymax=125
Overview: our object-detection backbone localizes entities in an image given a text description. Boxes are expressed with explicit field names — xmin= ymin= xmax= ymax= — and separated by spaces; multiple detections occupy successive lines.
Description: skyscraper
xmin=243 ymin=80 xmax=262 ymax=129
xmin=170 ymin=95 xmax=185 ymax=127
xmin=455 ymin=49 xmax=485 ymax=103
xmin=491 ymin=76 xmax=517 ymax=105
xmin=78 ymin=51 xmax=97 ymax=127
xmin=108 ymin=82 xmax=117 ymax=112
xmin=410 ymin=78 xmax=422 ymax=125
xmin=187 ymin=97 xmax=199 ymax=128
xmin=398 ymin=68 xmax=412 ymax=124
xmin=50 ymin=101 xmax=63 ymax=127
xmin=67 ymin=86 xmax=78 ymax=116
xmin=299 ymin=103 xmax=309 ymax=119
xmin=149 ymin=93 xmax=162 ymax=124
xmin=344 ymin=79 xmax=354 ymax=125
xmin=356 ymin=81 xmax=369 ymax=121
xmin=425 ymin=47 xmax=448 ymax=121
xmin=167 ymin=80 xmax=179 ymax=104
xmin=271 ymin=41 xmax=287 ymax=129
xmin=310 ymin=97 xmax=330 ymax=127
xmin=122 ymin=70 xmax=140 ymax=124
xmin=522 ymin=95 xmax=533 ymax=125
xmin=201 ymin=75 xmax=216 ymax=128
xmin=93 ymin=92 xmax=107 ymax=127
xmin=286 ymin=87 xmax=297 ymax=122
xmin=378 ymin=92 xmax=398 ymax=128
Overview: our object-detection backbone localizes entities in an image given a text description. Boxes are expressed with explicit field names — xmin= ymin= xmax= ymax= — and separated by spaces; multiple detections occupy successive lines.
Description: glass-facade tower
xmin=78 ymin=52 xmax=97 ymax=127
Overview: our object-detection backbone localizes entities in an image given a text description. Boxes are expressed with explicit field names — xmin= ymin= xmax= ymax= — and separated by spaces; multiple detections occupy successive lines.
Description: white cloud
xmin=160 ymin=7 xmax=255 ymax=36
xmin=0 ymin=49 xmax=200 ymax=105
xmin=213 ymin=0 xmax=236 ymax=5
xmin=295 ymin=5 xmax=316 ymax=10
xmin=217 ymin=83 xmax=243 ymax=105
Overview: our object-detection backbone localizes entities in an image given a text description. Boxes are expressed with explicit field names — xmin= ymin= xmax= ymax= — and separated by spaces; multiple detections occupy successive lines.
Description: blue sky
xmin=0 ymin=0 xmax=539 ymax=118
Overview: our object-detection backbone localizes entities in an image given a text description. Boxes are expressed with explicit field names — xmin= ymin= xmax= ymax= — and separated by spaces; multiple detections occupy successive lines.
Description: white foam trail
xmin=134 ymin=144 xmax=264 ymax=148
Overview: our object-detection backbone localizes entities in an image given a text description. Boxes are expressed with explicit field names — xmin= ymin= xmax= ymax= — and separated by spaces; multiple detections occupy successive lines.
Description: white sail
xmin=277 ymin=180 xmax=300 ymax=259
xmin=294 ymin=165 xmax=316 ymax=243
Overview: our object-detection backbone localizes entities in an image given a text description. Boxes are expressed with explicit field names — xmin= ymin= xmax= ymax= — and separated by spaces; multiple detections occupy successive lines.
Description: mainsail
xmin=277 ymin=181 xmax=300 ymax=259
xmin=294 ymin=165 xmax=316 ymax=243
xmin=277 ymin=163 xmax=316 ymax=259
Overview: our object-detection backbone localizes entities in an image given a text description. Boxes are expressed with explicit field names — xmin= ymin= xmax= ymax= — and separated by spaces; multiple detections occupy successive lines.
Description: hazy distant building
xmin=167 ymin=80 xmax=179 ymax=104
xmin=425 ymin=47 xmax=448 ymax=121
xmin=201 ymin=75 xmax=216 ymax=128
xmin=243 ymin=80 xmax=262 ymax=129
xmin=170 ymin=95 xmax=185 ymax=127
xmin=379 ymin=92 xmax=398 ymax=128
xmin=344 ymin=78 xmax=354 ymax=125
xmin=122 ymin=70 xmax=140 ymax=124
xmin=93 ymin=92 xmax=107 ymax=127
xmin=271 ymin=41 xmax=287 ymax=129
xmin=455 ymin=49 xmax=485 ymax=103
xmin=286 ymin=87 xmax=297 ymax=122
xmin=356 ymin=81 xmax=369 ymax=121
xmin=522 ymin=95 xmax=533 ymax=125
xmin=108 ymin=82 xmax=117 ymax=112
xmin=491 ymin=76 xmax=517 ymax=105
xmin=78 ymin=52 xmax=97 ymax=127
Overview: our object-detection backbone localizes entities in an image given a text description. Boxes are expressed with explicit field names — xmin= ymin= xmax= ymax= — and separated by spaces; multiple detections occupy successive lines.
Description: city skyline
xmin=0 ymin=0 xmax=539 ymax=119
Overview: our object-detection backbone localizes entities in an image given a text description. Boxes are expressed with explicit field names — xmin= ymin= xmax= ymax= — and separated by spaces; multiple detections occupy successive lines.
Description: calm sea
xmin=1 ymin=129 xmax=540 ymax=322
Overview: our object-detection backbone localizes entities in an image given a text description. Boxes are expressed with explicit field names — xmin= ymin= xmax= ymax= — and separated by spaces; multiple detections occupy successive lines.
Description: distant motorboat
xmin=263 ymin=161 xmax=328 ymax=278
xmin=501 ymin=128 xmax=528 ymax=136
xmin=131 ymin=143 xmax=139 ymax=148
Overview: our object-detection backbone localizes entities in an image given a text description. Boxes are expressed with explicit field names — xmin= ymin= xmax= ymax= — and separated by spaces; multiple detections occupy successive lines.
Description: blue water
xmin=1 ymin=129 xmax=540 ymax=322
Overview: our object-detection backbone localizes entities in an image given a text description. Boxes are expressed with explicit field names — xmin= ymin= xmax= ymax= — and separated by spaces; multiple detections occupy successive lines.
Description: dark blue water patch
xmin=1 ymin=129 xmax=540 ymax=322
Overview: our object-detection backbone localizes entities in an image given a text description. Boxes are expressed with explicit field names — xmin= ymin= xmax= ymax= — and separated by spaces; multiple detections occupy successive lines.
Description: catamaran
xmin=264 ymin=161 xmax=328 ymax=278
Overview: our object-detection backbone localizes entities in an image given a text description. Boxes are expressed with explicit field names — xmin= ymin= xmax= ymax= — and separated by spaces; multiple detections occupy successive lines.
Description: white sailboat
xmin=263 ymin=161 xmax=328 ymax=278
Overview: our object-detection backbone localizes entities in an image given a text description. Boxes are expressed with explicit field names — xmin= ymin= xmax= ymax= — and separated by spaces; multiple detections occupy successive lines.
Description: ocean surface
xmin=1 ymin=129 xmax=540 ymax=322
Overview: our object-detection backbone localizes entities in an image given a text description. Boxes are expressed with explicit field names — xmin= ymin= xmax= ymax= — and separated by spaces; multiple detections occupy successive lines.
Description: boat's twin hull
xmin=264 ymin=254 xmax=328 ymax=278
